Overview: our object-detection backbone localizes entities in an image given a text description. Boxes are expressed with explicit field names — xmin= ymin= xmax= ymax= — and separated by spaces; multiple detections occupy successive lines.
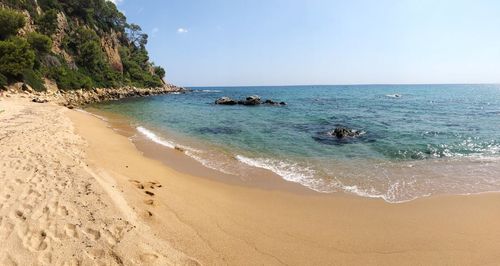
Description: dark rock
xmin=329 ymin=127 xmax=361 ymax=139
xmin=215 ymin=97 xmax=238 ymax=105
xmin=216 ymin=96 xmax=285 ymax=106
xmin=32 ymin=97 xmax=48 ymax=103
xmin=242 ymin=95 xmax=261 ymax=105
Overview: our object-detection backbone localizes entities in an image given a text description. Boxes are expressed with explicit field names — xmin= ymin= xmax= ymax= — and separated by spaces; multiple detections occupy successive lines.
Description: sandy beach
xmin=2 ymin=96 xmax=500 ymax=265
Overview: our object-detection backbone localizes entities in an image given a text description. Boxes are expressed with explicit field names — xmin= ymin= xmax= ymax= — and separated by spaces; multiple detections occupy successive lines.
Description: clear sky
xmin=114 ymin=0 xmax=500 ymax=87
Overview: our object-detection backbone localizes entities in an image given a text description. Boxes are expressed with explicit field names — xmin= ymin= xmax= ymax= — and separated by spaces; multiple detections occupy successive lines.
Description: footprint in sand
xmin=64 ymin=223 xmax=78 ymax=238
xmin=146 ymin=181 xmax=162 ymax=189
xmin=83 ymin=227 xmax=101 ymax=241
xmin=139 ymin=253 xmax=159 ymax=263
xmin=129 ymin=180 xmax=163 ymax=191
xmin=101 ymin=229 xmax=118 ymax=245
xmin=57 ymin=205 xmax=69 ymax=216
xmin=22 ymin=229 xmax=48 ymax=252
xmin=85 ymin=248 xmax=105 ymax=259
xmin=38 ymin=252 xmax=53 ymax=265
xmin=13 ymin=210 xmax=27 ymax=221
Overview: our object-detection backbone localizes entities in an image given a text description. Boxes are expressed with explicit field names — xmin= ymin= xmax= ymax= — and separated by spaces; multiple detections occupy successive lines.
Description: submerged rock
xmin=263 ymin=99 xmax=287 ymax=105
xmin=329 ymin=127 xmax=361 ymax=139
xmin=313 ymin=126 xmax=368 ymax=145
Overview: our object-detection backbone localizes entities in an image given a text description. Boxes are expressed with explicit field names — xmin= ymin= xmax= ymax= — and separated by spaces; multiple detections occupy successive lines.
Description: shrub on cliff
xmin=0 ymin=37 xmax=35 ymax=78
xmin=47 ymin=65 xmax=93 ymax=90
xmin=154 ymin=66 xmax=166 ymax=79
xmin=38 ymin=0 xmax=61 ymax=11
xmin=0 ymin=9 xmax=25 ymax=40
xmin=37 ymin=9 xmax=58 ymax=35
xmin=22 ymin=69 xmax=46 ymax=91
xmin=28 ymin=32 xmax=53 ymax=54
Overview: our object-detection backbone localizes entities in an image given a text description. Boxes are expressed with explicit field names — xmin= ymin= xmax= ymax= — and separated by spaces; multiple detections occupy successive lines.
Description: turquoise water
xmin=91 ymin=85 xmax=500 ymax=202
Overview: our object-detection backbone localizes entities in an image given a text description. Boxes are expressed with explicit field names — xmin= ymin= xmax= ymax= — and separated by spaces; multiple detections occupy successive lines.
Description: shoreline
xmin=3 ymin=96 xmax=500 ymax=264
xmin=85 ymin=103 xmax=500 ymax=204
xmin=84 ymin=107 xmax=319 ymax=195
xmin=69 ymin=106 xmax=500 ymax=265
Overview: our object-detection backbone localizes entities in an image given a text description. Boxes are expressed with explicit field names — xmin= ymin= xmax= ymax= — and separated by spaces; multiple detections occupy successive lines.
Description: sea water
xmin=91 ymin=84 xmax=500 ymax=202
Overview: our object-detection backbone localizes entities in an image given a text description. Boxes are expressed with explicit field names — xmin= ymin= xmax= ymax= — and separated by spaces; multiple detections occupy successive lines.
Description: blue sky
xmin=114 ymin=0 xmax=500 ymax=87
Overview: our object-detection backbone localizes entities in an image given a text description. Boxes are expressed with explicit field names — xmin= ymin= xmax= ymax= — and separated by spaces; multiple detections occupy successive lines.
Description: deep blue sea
xmin=91 ymin=84 xmax=500 ymax=202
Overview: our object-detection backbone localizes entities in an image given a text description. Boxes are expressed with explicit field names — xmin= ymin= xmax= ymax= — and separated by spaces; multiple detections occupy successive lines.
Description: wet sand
xmin=2 ymin=96 xmax=500 ymax=265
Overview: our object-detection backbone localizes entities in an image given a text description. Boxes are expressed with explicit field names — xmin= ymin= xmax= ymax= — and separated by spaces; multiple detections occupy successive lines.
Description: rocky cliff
xmin=0 ymin=0 xmax=170 ymax=92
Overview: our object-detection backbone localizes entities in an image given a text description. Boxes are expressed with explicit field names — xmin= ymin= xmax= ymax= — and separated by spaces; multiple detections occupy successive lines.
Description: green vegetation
xmin=37 ymin=9 xmax=58 ymax=35
xmin=0 ymin=0 xmax=166 ymax=91
xmin=0 ymin=8 xmax=25 ymax=39
xmin=0 ymin=73 xmax=7 ymax=88
xmin=0 ymin=37 xmax=35 ymax=77
xmin=27 ymin=32 xmax=52 ymax=54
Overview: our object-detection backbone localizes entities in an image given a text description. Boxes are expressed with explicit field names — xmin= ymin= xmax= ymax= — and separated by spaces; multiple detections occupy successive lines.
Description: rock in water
xmin=216 ymin=96 xmax=285 ymax=106
xmin=242 ymin=95 xmax=261 ymax=105
xmin=215 ymin=97 xmax=238 ymax=105
xmin=330 ymin=127 xmax=360 ymax=139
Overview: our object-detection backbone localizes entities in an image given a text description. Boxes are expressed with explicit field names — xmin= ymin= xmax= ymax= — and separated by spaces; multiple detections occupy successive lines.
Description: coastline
xmin=84 ymin=107 xmax=319 ymax=195
xmin=2 ymin=96 xmax=500 ymax=265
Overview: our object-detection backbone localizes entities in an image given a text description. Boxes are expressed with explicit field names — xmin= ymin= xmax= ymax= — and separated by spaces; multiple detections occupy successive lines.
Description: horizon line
xmin=182 ymin=82 xmax=500 ymax=88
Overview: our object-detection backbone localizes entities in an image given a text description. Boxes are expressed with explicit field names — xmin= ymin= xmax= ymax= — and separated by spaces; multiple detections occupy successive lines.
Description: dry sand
xmin=1 ymin=96 xmax=500 ymax=265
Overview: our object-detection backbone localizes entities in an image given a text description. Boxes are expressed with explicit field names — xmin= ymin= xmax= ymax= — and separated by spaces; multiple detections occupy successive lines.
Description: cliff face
xmin=100 ymin=29 xmax=123 ymax=73
xmin=0 ymin=0 xmax=168 ymax=91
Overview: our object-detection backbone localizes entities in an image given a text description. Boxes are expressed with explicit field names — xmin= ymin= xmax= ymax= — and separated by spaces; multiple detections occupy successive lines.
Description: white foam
xmin=136 ymin=126 xmax=234 ymax=174
xmin=136 ymin=126 xmax=176 ymax=149
xmin=235 ymin=155 xmax=317 ymax=184
xmin=340 ymin=183 xmax=430 ymax=203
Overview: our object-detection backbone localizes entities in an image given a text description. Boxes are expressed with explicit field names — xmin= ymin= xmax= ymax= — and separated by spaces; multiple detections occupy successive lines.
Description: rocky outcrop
xmin=100 ymin=29 xmax=123 ymax=72
xmin=215 ymin=95 xmax=286 ymax=106
xmin=57 ymin=85 xmax=186 ymax=107
xmin=32 ymin=97 xmax=48 ymax=103
xmin=240 ymin=95 xmax=261 ymax=105
xmin=264 ymin=99 xmax=287 ymax=106
xmin=215 ymin=97 xmax=238 ymax=105
xmin=2 ymin=83 xmax=186 ymax=107
xmin=17 ymin=10 xmax=36 ymax=37
xmin=328 ymin=127 xmax=361 ymax=139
